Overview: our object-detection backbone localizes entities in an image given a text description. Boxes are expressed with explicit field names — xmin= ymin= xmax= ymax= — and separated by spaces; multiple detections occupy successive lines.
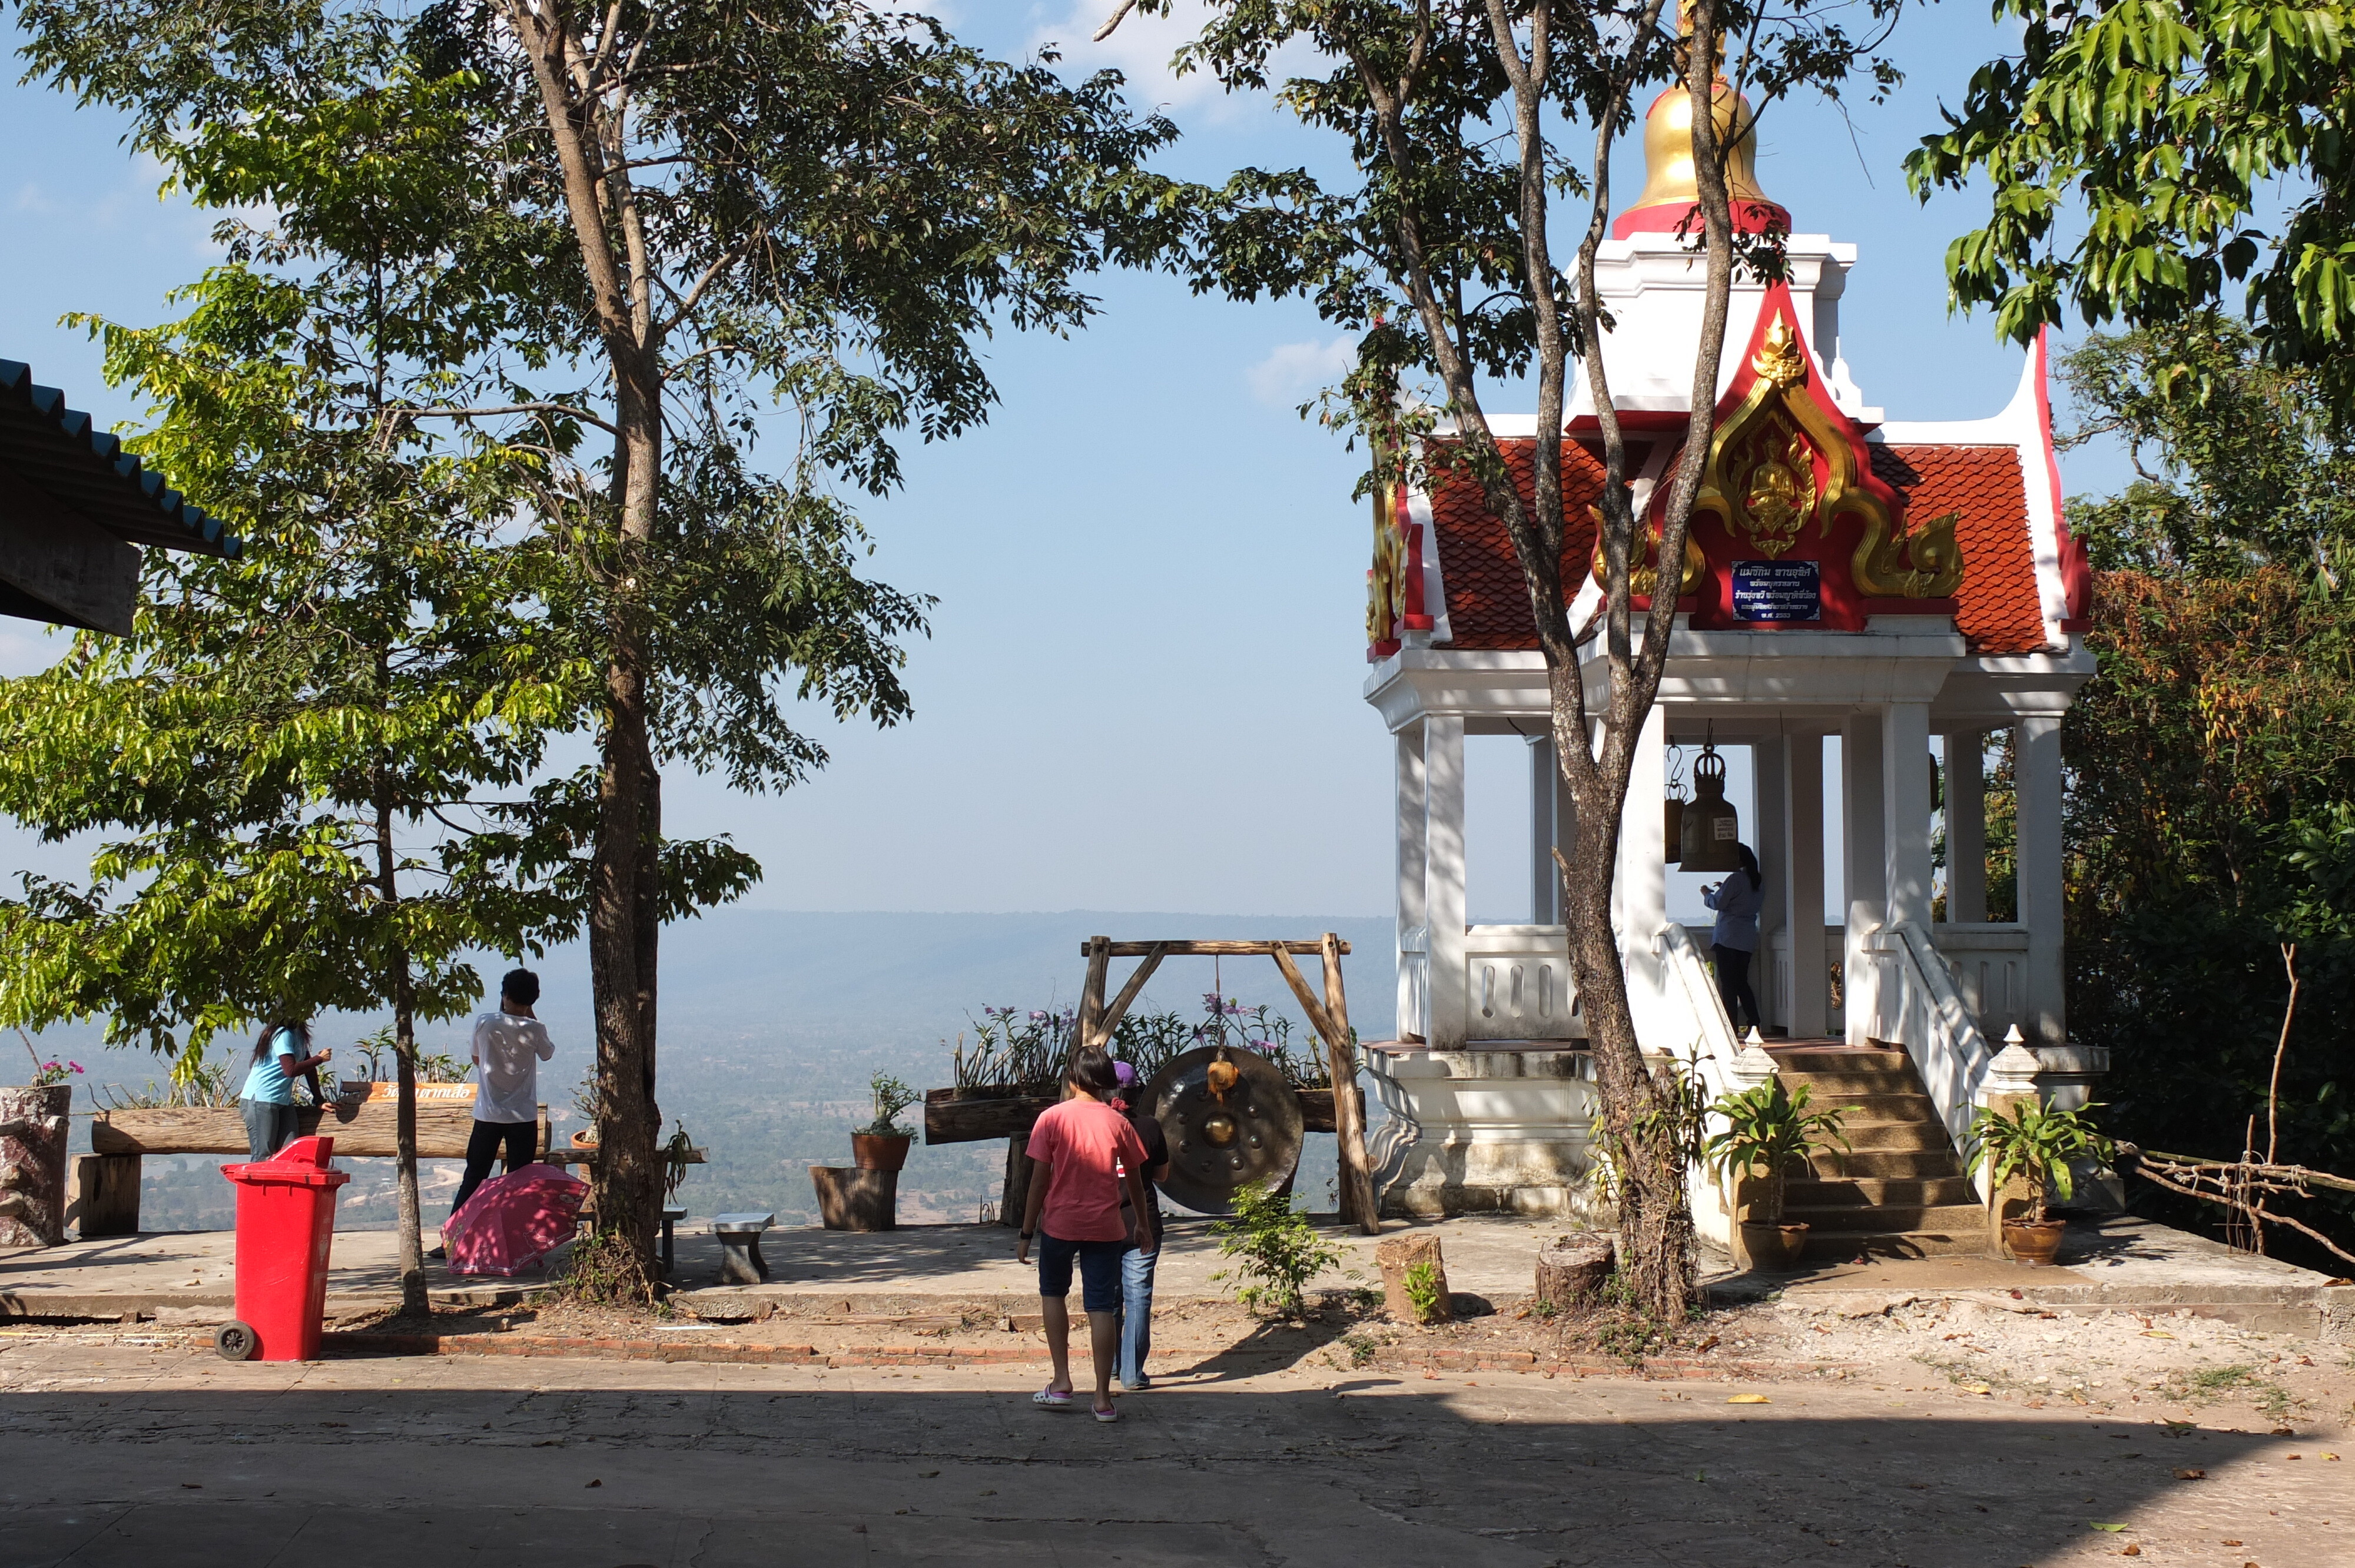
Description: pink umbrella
xmin=441 ymin=1164 xmax=587 ymax=1277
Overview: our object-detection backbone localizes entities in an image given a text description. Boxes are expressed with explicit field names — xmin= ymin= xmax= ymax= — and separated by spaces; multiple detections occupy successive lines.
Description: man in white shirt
xmin=447 ymin=968 xmax=556 ymax=1220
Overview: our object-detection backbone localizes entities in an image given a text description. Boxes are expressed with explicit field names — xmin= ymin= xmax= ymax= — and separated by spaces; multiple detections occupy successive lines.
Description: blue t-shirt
xmin=240 ymin=1028 xmax=302 ymax=1106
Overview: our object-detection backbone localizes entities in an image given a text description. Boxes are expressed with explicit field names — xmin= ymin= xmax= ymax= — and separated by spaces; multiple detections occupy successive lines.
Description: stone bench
xmin=712 ymin=1212 xmax=775 ymax=1285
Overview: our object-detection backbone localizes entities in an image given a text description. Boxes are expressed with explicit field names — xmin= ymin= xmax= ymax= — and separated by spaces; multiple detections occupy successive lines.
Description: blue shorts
xmin=1036 ymin=1233 xmax=1125 ymax=1312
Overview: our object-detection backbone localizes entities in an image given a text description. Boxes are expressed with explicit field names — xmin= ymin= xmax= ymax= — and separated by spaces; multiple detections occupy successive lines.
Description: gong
xmin=1141 ymin=1044 xmax=1305 ymax=1215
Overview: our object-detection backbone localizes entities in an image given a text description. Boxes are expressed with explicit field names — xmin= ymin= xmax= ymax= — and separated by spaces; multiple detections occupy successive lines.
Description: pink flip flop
xmin=1092 ymin=1402 xmax=1120 ymax=1423
xmin=1031 ymin=1386 xmax=1073 ymax=1411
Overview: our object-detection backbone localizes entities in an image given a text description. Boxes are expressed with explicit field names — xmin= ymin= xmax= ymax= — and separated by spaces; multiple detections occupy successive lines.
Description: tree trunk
xmin=373 ymin=777 xmax=427 ymax=1318
xmin=505 ymin=0 xmax=669 ymax=1277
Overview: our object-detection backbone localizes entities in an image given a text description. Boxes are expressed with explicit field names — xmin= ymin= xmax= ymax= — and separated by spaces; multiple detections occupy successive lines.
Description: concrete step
xmin=1785 ymin=1177 xmax=1977 ymax=1208
xmin=1808 ymin=1146 xmax=1966 ymax=1180
xmin=1793 ymin=1227 xmax=1986 ymax=1261
xmin=1770 ymin=1048 xmax=1908 ymax=1073
xmin=1804 ymin=1092 xmax=1942 ymax=1123
xmin=1785 ymin=1201 xmax=1988 ymax=1234
xmin=1774 ymin=1068 xmax=1916 ymax=1095
xmin=1827 ymin=1120 xmax=1952 ymax=1152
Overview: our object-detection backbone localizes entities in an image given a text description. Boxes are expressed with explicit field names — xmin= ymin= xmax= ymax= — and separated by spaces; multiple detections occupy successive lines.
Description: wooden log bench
xmin=76 ymin=1101 xmax=550 ymax=1240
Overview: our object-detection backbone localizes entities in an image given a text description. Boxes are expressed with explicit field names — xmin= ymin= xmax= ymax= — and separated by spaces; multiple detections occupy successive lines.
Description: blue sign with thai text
xmin=1731 ymin=559 xmax=1821 ymax=623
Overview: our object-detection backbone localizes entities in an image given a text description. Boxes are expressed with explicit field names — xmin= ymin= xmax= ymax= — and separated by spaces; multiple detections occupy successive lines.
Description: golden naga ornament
xmin=1853 ymin=508 xmax=1965 ymax=598
xmin=1591 ymin=506 xmax=1707 ymax=599
xmin=1367 ymin=483 xmax=1408 ymax=644
xmin=1693 ymin=307 xmax=1966 ymax=599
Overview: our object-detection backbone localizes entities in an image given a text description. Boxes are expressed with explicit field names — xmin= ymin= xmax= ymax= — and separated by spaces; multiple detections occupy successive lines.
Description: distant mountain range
xmin=59 ymin=908 xmax=1398 ymax=1231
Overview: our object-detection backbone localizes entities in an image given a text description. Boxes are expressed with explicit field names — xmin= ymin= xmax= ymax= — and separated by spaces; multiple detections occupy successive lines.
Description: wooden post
xmin=1376 ymin=1232 xmax=1451 ymax=1323
xmin=811 ymin=1167 xmax=897 ymax=1232
xmin=999 ymin=1132 xmax=1032 ymax=1227
xmin=1089 ymin=942 xmax=1169 ymax=1051
xmin=1073 ymin=935 xmax=1111 ymax=1063
xmin=1321 ymin=932 xmax=1380 ymax=1234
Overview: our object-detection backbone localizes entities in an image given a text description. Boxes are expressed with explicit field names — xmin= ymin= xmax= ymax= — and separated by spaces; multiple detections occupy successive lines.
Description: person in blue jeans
xmin=237 ymin=1021 xmax=334 ymax=1158
xmin=1109 ymin=1060 xmax=1171 ymax=1390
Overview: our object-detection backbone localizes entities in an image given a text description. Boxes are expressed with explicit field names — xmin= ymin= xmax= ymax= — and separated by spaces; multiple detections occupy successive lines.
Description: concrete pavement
xmin=2 ymin=1329 xmax=2348 ymax=1567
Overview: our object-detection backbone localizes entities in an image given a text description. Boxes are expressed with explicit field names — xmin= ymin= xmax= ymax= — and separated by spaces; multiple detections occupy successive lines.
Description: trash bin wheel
xmin=214 ymin=1320 xmax=258 ymax=1362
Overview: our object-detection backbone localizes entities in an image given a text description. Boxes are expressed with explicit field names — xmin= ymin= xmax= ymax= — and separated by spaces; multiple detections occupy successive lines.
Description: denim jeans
xmin=1117 ymin=1243 xmax=1158 ymax=1388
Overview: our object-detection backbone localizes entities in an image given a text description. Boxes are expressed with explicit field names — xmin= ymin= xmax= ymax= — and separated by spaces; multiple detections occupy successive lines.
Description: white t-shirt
xmin=471 ymin=1010 xmax=554 ymax=1125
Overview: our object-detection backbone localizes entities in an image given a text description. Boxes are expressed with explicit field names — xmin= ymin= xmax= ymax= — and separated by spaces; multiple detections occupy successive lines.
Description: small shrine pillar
xmin=1780 ymin=735 xmax=1830 ymax=1036
xmin=1884 ymin=700 xmax=1936 ymax=929
xmin=1841 ymin=707 xmax=1886 ymax=1045
xmin=2015 ymin=712 xmax=2066 ymax=1045
xmin=1528 ymin=735 xmax=1577 ymax=925
xmin=1943 ymin=728 xmax=1988 ymax=922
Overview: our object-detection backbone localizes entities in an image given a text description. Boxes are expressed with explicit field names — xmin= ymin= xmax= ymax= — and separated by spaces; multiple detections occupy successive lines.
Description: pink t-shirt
xmin=1027 ymin=1097 xmax=1147 ymax=1243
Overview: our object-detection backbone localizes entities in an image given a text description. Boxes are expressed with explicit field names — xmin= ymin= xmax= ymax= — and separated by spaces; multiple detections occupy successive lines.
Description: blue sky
xmin=0 ymin=4 xmax=2120 ymax=928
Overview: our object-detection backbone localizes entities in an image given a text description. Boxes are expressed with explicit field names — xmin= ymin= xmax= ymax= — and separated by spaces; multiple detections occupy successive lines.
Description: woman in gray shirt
xmin=1702 ymin=844 xmax=1765 ymax=1035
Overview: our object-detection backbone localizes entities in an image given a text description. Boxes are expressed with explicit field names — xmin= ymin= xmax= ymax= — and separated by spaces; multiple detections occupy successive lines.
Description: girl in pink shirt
xmin=1016 ymin=1048 xmax=1155 ymax=1421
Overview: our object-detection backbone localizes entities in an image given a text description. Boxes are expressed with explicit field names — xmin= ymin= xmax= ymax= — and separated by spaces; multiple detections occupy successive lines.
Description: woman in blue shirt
xmin=1701 ymin=843 xmax=1766 ymax=1035
xmin=238 ymin=1021 xmax=334 ymax=1158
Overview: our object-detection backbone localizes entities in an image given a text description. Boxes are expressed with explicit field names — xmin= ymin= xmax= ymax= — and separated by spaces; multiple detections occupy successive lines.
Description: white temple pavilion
xmin=1356 ymin=83 xmax=2099 ymax=1256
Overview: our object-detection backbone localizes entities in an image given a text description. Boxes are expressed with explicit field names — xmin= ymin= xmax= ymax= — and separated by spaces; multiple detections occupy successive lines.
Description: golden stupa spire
xmin=1624 ymin=3 xmax=1776 ymax=223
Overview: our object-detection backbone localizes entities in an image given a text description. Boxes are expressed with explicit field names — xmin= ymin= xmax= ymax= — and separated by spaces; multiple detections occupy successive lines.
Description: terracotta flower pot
xmin=851 ymin=1132 xmax=911 ymax=1172
xmin=1739 ymin=1220 xmax=1810 ymax=1271
xmin=2003 ymin=1218 xmax=2068 ymax=1267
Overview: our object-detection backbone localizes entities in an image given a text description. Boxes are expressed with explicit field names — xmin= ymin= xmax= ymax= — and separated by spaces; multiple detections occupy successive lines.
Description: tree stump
xmin=71 ymin=1154 xmax=142 ymax=1240
xmin=1535 ymin=1233 xmax=1615 ymax=1308
xmin=811 ymin=1166 xmax=897 ymax=1232
xmin=0 ymin=1085 xmax=72 ymax=1248
xmin=1376 ymin=1232 xmax=1451 ymax=1324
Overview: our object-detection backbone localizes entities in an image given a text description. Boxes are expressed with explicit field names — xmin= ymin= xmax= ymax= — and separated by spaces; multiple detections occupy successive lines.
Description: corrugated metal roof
xmin=0 ymin=357 xmax=241 ymax=559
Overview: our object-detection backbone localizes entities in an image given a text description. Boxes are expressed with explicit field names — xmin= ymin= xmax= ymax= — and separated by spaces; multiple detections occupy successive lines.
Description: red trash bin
xmin=217 ymin=1135 xmax=350 ymax=1362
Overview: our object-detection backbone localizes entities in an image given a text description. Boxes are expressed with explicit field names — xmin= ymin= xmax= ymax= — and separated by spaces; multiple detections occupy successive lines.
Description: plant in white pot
xmin=1705 ymin=1076 xmax=1849 ymax=1271
xmin=1965 ymin=1099 xmax=2113 ymax=1266
xmin=853 ymin=1072 xmax=918 ymax=1172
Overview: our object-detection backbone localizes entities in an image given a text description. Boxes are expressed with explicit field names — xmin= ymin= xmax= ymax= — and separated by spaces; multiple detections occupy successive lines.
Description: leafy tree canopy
xmin=1909 ymin=0 xmax=2355 ymax=415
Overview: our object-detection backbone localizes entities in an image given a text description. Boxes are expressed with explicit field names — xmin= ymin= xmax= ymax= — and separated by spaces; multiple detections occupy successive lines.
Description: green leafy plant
xmin=1210 ymin=1180 xmax=1342 ymax=1318
xmin=860 ymin=1072 xmax=917 ymax=1138
xmin=1965 ymin=1100 xmax=2116 ymax=1225
xmin=661 ymin=1119 xmax=698 ymax=1203
xmin=1402 ymin=1259 xmax=1445 ymax=1323
xmin=1703 ymin=1077 xmax=1851 ymax=1226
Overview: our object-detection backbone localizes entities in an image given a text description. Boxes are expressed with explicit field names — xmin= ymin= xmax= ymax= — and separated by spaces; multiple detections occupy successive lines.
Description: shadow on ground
xmin=0 ymin=1367 xmax=2323 ymax=1567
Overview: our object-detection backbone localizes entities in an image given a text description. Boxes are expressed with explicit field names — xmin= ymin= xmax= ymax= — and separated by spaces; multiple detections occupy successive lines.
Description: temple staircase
xmin=1767 ymin=1042 xmax=1984 ymax=1260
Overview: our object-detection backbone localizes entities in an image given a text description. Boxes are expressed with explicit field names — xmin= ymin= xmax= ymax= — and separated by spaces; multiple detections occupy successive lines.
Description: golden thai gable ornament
xmin=1690 ymin=301 xmax=1963 ymax=606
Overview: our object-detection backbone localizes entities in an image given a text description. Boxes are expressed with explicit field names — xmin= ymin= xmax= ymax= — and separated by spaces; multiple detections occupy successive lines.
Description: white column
xmin=1529 ymin=736 xmax=1560 ymax=924
xmin=1782 ymin=733 xmax=1828 ymax=1038
xmin=1841 ymin=709 xmax=1886 ymax=1046
xmin=1753 ymin=737 xmax=1789 ymax=1030
xmin=1614 ymin=703 xmax=1669 ymax=1048
xmin=1395 ymin=722 xmax=1429 ymax=1043
xmin=1883 ymin=701 xmax=1935 ymax=931
xmin=1424 ymin=715 xmax=1470 ymax=1050
xmin=1943 ymin=730 xmax=1987 ymax=923
xmin=2015 ymin=713 xmax=2066 ymax=1045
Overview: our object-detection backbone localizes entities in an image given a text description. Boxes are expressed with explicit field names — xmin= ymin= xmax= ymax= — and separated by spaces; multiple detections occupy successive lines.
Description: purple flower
xmin=1029 ymin=1011 xmax=1049 ymax=1022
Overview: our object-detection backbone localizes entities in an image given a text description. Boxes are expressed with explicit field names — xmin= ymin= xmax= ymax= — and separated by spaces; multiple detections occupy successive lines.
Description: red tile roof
xmin=1422 ymin=438 xmax=2052 ymax=656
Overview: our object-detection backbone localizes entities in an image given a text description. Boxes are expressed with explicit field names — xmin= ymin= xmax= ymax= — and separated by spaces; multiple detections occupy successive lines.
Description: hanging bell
xmin=1680 ymin=740 xmax=1743 ymax=872
xmin=1664 ymin=792 xmax=1687 ymax=865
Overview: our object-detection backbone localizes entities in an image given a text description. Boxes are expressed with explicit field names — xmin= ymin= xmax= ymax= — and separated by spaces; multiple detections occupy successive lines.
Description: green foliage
xmin=1402 ymin=1258 xmax=1445 ymax=1323
xmin=1703 ymin=1077 xmax=1850 ymax=1225
xmin=661 ymin=1119 xmax=698 ymax=1204
xmin=2051 ymin=327 xmax=2355 ymax=1260
xmin=1209 ymin=1180 xmax=1343 ymax=1317
xmin=1908 ymin=0 xmax=2355 ymax=417
xmin=1965 ymin=1100 xmax=2115 ymax=1225
xmin=861 ymin=1072 xmax=917 ymax=1137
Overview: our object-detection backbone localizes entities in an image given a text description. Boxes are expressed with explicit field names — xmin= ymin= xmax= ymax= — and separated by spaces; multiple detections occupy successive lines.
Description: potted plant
xmin=1965 ymin=1099 xmax=2113 ymax=1266
xmin=853 ymin=1072 xmax=918 ymax=1172
xmin=1704 ymin=1075 xmax=1850 ymax=1271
